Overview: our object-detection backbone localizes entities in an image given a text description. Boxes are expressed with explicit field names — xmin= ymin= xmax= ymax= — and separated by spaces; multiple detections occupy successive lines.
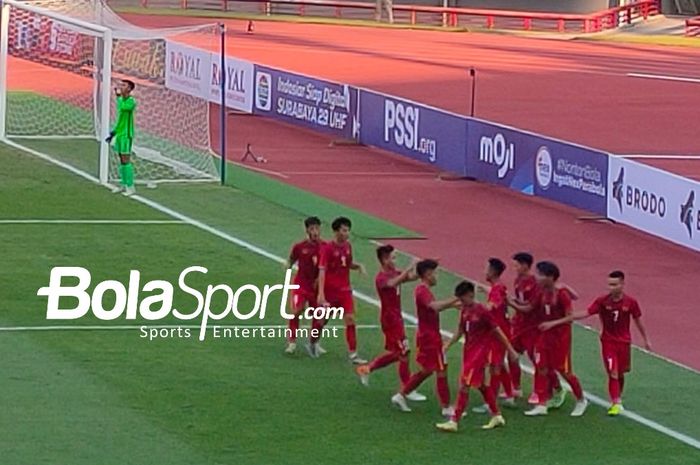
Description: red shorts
xmin=601 ymin=339 xmax=631 ymax=374
xmin=534 ymin=330 xmax=572 ymax=374
xmin=488 ymin=338 xmax=507 ymax=366
xmin=511 ymin=325 xmax=537 ymax=359
xmin=325 ymin=290 xmax=354 ymax=315
xmin=487 ymin=323 xmax=510 ymax=365
xmin=461 ymin=346 xmax=490 ymax=388
xmin=383 ymin=324 xmax=408 ymax=355
xmin=416 ymin=345 xmax=447 ymax=372
xmin=292 ymin=287 xmax=317 ymax=312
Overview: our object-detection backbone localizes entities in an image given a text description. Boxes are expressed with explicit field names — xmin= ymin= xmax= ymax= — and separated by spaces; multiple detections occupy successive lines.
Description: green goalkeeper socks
xmin=120 ymin=162 xmax=134 ymax=187
xmin=124 ymin=162 xmax=134 ymax=188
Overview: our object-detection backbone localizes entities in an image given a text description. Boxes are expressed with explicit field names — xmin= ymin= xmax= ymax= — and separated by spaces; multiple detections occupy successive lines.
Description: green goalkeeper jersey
xmin=113 ymin=95 xmax=136 ymax=138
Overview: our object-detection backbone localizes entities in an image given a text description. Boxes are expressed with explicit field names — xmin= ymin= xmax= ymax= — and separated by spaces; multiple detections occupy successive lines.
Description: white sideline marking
xmin=0 ymin=219 xmax=187 ymax=225
xmin=229 ymin=160 xmax=289 ymax=179
xmin=578 ymin=323 xmax=700 ymax=377
xmin=627 ymin=73 xmax=700 ymax=84
xmin=6 ymin=138 xmax=700 ymax=451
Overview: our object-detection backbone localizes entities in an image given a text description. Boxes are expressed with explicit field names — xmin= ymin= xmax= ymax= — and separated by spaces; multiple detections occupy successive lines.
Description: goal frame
xmin=0 ymin=0 xmax=113 ymax=184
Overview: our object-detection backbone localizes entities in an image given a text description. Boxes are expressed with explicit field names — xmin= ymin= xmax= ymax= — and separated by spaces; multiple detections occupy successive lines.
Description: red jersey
xmin=535 ymin=287 xmax=573 ymax=338
xmin=289 ymin=239 xmax=322 ymax=291
xmin=415 ymin=283 xmax=441 ymax=350
xmin=587 ymin=294 xmax=641 ymax=343
xmin=376 ymin=269 xmax=402 ymax=330
xmin=487 ymin=282 xmax=508 ymax=330
xmin=460 ymin=303 xmax=497 ymax=353
xmin=513 ymin=274 xmax=539 ymax=329
xmin=319 ymin=240 xmax=353 ymax=293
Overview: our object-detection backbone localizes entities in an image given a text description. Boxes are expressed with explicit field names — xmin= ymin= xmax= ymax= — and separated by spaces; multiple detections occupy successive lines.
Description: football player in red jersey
xmin=312 ymin=217 xmax=367 ymax=363
xmin=355 ymin=246 xmax=426 ymax=401
xmin=436 ymin=281 xmax=518 ymax=432
xmin=391 ymin=259 xmax=458 ymax=415
xmin=508 ymin=252 xmax=538 ymax=399
xmin=284 ymin=216 xmax=323 ymax=354
xmin=485 ymin=258 xmax=516 ymax=405
xmin=508 ymin=253 xmax=565 ymax=407
xmin=525 ymin=261 xmax=588 ymax=417
xmin=540 ymin=270 xmax=651 ymax=416
xmin=472 ymin=258 xmax=516 ymax=414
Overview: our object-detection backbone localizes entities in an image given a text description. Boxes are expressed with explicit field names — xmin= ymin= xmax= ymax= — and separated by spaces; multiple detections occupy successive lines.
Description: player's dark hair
xmin=376 ymin=245 xmax=394 ymax=262
xmin=488 ymin=258 xmax=506 ymax=277
xmin=609 ymin=270 xmax=625 ymax=281
xmin=123 ymin=79 xmax=135 ymax=91
xmin=332 ymin=217 xmax=352 ymax=231
xmin=513 ymin=252 xmax=534 ymax=267
xmin=416 ymin=259 xmax=438 ymax=278
xmin=536 ymin=261 xmax=560 ymax=281
xmin=304 ymin=216 xmax=321 ymax=228
xmin=454 ymin=281 xmax=475 ymax=297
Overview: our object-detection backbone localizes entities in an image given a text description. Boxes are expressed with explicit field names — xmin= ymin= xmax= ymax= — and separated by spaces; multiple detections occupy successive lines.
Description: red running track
xmin=124 ymin=15 xmax=700 ymax=168
xmin=218 ymin=114 xmax=700 ymax=371
xmin=127 ymin=15 xmax=700 ymax=370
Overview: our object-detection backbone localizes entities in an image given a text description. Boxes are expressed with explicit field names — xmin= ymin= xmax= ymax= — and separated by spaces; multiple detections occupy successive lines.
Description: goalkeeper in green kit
xmin=106 ymin=80 xmax=137 ymax=195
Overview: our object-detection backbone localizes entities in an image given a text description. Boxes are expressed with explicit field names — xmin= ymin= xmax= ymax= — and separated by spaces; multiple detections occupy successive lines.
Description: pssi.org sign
xmin=384 ymin=100 xmax=437 ymax=162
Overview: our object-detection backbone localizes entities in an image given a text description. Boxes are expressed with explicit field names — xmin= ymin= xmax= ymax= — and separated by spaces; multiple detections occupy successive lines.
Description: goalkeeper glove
xmin=105 ymin=131 xmax=115 ymax=143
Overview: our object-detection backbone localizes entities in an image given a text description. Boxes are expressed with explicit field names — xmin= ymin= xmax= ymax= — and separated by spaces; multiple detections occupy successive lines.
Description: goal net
xmin=0 ymin=0 xmax=222 ymax=185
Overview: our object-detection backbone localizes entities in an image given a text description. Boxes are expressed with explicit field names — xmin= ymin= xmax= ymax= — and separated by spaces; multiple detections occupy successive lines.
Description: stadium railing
xmin=113 ymin=1 xmax=700 ymax=253
xmin=125 ymin=0 xmax=660 ymax=33
xmin=686 ymin=16 xmax=700 ymax=36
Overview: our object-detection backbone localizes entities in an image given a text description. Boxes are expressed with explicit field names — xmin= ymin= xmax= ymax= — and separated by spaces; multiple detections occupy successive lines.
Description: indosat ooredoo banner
xmin=253 ymin=65 xmax=359 ymax=141
xmin=465 ymin=119 xmax=608 ymax=215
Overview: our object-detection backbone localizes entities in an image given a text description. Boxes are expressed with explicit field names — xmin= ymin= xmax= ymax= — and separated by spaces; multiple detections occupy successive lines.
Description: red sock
xmin=288 ymin=315 xmax=300 ymax=342
xmin=608 ymin=376 xmax=621 ymax=404
xmin=480 ymin=385 xmax=500 ymax=415
xmin=509 ymin=358 xmax=522 ymax=390
xmin=490 ymin=368 xmax=501 ymax=395
xmin=534 ymin=370 xmax=550 ymax=404
xmin=499 ymin=367 xmax=514 ymax=398
xmin=369 ymin=351 xmax=399 ymax=372
xmin=453 ymin=388 xmax=469 ymax=422
xmin=401 ymin=370 xmax=431 ymax=395
xmin=310 ymin=318 xmax=326 ymax=343
xmin=436 ymin=374 xmax=451 ymax=408
xmin=619 ymin=374 xmax=625 ymax=394
xmin=345 ymin=323 xmax=357 ymax=352
xmin=549 ymin=371 xmax=561 ymax=391
xmin=562 ymin=372 xmax=584 ymax=400
xmin=398 ymin=356 xmax=411 ymax=385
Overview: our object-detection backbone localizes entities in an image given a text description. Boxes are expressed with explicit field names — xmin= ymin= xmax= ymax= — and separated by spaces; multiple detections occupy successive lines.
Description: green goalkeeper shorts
xmin=113 ymin=136 xmax=133 ymax=155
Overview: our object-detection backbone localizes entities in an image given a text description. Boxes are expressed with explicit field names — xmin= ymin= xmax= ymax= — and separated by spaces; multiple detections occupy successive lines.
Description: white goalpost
xmin=0 ymin=0 xmax=222 ymax=185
